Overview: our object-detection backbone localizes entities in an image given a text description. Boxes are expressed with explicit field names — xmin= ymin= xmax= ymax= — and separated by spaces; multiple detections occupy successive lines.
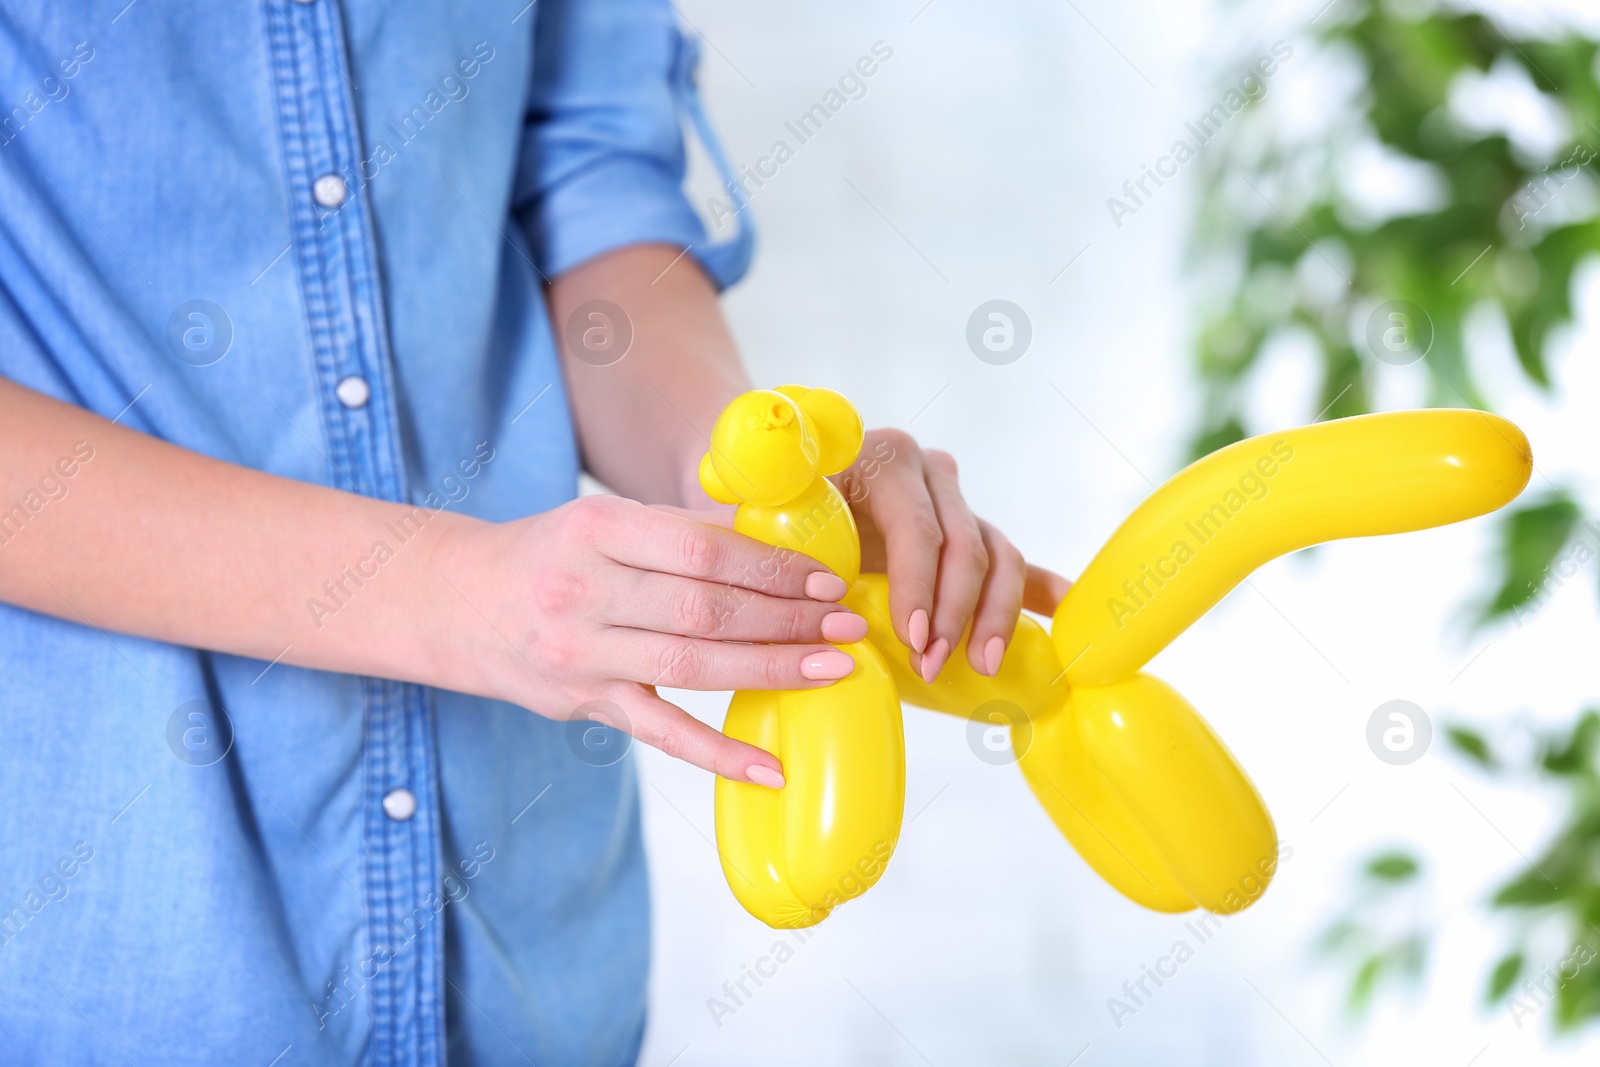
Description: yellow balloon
xmin=1019 ymin=675 xmax=1279 ymax=914
xmin=1053 ymin=409 xmax=1533 ymax=687
xmin=703 ymin=389 xmax=818 ymax=507
xmin=847 ymin=575 xmax=1275 ymax=914
xmin=843 ymin=574 xmax=1063 ymax=730
xmin=735 ymin=476 xmax=861 ymax=587
xmin=704 ymin=388 xmax=902 ymax=928
xmin=715 ymin=640 xmax=903 ymax=929
xmin=704 ymin=388 xmax=1533 ymax=926
xmin=774 ymin=384 xmax=864 ymax=477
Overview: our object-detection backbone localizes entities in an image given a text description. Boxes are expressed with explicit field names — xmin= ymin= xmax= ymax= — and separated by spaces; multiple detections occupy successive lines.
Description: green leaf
xmin=1366 ymin=851 xmax=1421 ymax=882
xmin=1479 ymin=494 xmax=1582 ymax=625
xmin=1349 ymin=954 xmax=1385 ymax=1012
xmin=1542 ymin=710 xmax=1600 ymax=776
xmin=1487 ymin=952 xmax=1524 ymax=1000
xmin=1316 ymin=346 xmax=1368 ymax=422
xmin=1492 ymin=870 xmax=1567 ymax=908
xmin=1446 ymin=725 xmax=1496 ymax=769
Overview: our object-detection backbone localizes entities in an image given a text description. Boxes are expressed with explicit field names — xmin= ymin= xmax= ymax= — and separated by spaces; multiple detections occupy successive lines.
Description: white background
xmin=629 ymin=1 xmax=1600 ymax=1063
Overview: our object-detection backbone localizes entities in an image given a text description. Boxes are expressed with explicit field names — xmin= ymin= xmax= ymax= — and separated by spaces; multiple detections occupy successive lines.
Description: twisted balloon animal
xmin=701 ymin=386 xmax=1532 ymax=928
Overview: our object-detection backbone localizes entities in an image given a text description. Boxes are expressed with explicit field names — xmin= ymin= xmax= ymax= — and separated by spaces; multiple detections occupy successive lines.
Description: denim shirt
xmin=0 ymin=1 xmax=749 ymax=1064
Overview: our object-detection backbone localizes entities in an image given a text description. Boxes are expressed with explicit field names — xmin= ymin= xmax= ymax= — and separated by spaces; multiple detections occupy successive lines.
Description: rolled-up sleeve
xmin=514 ymin=0 xmax=750 ymax=288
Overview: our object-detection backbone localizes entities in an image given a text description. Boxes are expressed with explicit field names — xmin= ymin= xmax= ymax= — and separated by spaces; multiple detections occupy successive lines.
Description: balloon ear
xmin=776 ymin=385 xmax=864 ymax=476
xmin=698 ymin=451 xmax=741 ymax=504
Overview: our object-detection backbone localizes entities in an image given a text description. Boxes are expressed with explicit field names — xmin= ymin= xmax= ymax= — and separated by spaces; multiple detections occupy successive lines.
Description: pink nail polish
xmin=920 ymin=638 xmax=950 ymax=684
xmin=907 ymin=608 xmax=929 ymax=654
xmin=805 ymin=572 xmax=848 ymax=602
xmin=983 ymin=635 xmax=1005 ymax=677
xmin=820 ymin=611 xmax=868 ymax=643
xmin=746 ymin=765 xmax=786 ymax=790
xmin=800 ymin=648 xmax=855 ymax=680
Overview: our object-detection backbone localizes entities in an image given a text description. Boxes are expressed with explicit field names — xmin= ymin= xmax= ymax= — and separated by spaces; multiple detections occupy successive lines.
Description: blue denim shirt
xmin=0 ymin=2 xmax=749 ymax=1064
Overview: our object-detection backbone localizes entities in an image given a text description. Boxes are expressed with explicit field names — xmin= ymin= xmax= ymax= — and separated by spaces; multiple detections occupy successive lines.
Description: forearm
xmin=548 ymin=243 xmax=750 ymax=507
xmin=0 ymin=376 xmax=486 ymax=691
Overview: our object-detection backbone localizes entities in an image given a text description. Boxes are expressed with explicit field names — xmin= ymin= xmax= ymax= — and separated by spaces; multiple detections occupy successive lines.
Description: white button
xmin=293 ymin=0 xmax=315 ymax=4
xmin=382 ymin=788 xmax=416 ymax=821
xmin=312 ymin=173 xmax=348 ymax=209
xmin=335 ymin=375 xmax=370 ymax=409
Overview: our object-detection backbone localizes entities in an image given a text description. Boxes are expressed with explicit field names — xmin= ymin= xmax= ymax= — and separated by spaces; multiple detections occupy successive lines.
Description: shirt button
xmin=335 ymin=375 xmax=371 ymax=409
xmin=312 ymin=173 xmax=348 ymax=209
xmin=383 ymin=788 xmax=417 ymax=822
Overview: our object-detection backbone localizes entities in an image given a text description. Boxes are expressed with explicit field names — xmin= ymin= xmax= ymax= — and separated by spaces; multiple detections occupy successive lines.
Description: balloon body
xmin=705 ymin=387 xmax=904 ymax=928
xmin=848 ymin=575 xmax=1277 ymax=914
xmin=736 ymin=477 xmax=861 ymax=585
xmin=715 ymin=639 xmax=903 ymax=928
xmin=1018 ymin=675 xmax=1278 ymax=913
xmin=843 ymin=574 xmax=1063 ymax=731
xmin=705 ymin=388 xmax=1532 ymax=927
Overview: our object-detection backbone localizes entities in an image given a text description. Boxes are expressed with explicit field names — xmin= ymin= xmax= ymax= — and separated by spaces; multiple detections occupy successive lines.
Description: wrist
xmin=412 ymin=509 xmax=521 ymax=702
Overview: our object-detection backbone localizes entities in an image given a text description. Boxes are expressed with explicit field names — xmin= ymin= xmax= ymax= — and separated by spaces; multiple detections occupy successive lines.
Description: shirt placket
xmin=263 ymin=2 xmax=444 ymax=1064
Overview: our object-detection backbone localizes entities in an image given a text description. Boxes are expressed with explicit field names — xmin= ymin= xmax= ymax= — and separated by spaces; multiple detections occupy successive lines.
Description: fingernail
xmin=919 ymin=638 xmax=949 ymax=684
xmin=746 ymin=765 xmax=786 ymax=790
xmin=800 ymin=648 xmax=855 ymax=680
xmin=805 ymin=572 xmax=848 ymax=602
xmin=983 ymin=635 xmax=1005 ymax=677
xmin=820 ymin=611 xmax=869 ymax=643
xmin=907 ymin=608 xmax=929 ymax=654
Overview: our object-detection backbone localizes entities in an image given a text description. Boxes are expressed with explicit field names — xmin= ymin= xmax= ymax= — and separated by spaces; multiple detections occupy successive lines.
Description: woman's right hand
xmin=438 ymin=494 xmax=870 ymax=786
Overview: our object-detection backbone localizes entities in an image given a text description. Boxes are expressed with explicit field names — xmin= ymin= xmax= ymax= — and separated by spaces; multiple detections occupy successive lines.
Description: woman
xmin=0 ymin=1 xmax=1064 ymax=1062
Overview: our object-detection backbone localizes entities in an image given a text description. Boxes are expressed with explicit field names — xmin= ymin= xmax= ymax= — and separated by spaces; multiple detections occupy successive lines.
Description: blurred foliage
xmin=1317 ymin=851 xmax=1428 ymax=1014
xmin=1192 ymin=0 xmax=1600 ymax=1034
xmin=1192 ymin=0 xmax=1600 ymax=626
xmin=1318 ymin=718 xmax=1600 ymax=1026
xmin=1318 ymin=857 xmax=1433 ymax=1017
xmin=1193 ymin=0 xmax=1600 ymax=437
xmin=1479 ymin=491 xmax=1582 ymax=621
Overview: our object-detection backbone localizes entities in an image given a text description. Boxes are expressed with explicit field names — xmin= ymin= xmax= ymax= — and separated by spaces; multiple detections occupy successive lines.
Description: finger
xmin=1023 ymin=564 xmax=1072 ymax=616
xmin=919 ymin=450 xmax=988 ymax=682
xmin=651 ymin=503 xmax=736 ymax=529
xmin=616 ymin=569 xmax=867 ymax=644
xmin=603 ymin=628 xmax=857 ymax=691
xmin=580 ymin=497 xmax=846 ymax=601
xmin=853 ymin=505 xmax=888 ymax=573
xmin=852 ymin=431 xmax=941 ymax=654
xmin=965 ymin=521 xmax=1027 ymax=676
xmin=606 ymin=683 xmax=787 ymax=786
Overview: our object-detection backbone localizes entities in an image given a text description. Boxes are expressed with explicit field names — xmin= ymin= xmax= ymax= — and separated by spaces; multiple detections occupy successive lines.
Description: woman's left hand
xmin=832 ymin=428 xmax=1072 ymax=682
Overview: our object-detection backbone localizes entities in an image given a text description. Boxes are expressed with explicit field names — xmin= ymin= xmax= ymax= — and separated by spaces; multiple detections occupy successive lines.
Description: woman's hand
xmin=835 ymin=429 xmax=1071 ymax=683
xmin=438 ymin=494 xmax=871 ymax=787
